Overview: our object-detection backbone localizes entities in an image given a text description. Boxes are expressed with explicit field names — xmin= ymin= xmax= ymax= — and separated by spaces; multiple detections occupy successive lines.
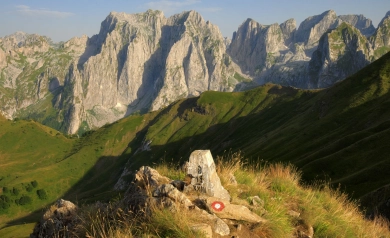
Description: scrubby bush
xmin=31 ymin=180 xmax=38 ymax=188
xmin=12 ymin=187 xmax=19 ymax=196
xmin=2 ymin=187 xmax=9 ymax=193
xmin=0 ymin=200 xmax=10 ymax=213
xmin=18 ymin=196 xmax=32 ymax=205
xmin=25 ymin=184 xmax=33 ymax=192
xmin=0 ymin=195 xmax=10 ymax=203
xmin=37 ymin=189 xmax=47 ymax=200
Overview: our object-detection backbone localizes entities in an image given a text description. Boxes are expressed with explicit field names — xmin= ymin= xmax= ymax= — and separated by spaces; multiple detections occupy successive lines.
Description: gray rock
xmin=200 ymin=210 xmax=230 ymax=236
xmin=186 ymin=150 xmax=231 ymax=201
xmin=135 ymin=166 xmax=171 ymax=189
xmin=153 ymin=184 xmax=194 ymax=209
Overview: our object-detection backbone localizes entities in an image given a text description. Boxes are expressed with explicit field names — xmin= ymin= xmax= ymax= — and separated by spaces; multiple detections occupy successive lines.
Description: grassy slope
xmin=0 ymin=114 xmax=151 ymax=235
xmin=1 ymin=52 xmax=390 ymax=236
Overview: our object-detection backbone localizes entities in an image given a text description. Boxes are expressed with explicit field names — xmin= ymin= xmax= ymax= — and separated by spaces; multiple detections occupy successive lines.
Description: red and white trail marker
xmin=211 ymin=201 xmax=225 ymax=211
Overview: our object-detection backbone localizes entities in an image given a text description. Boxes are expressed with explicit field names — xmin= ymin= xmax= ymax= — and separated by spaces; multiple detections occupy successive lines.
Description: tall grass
xmin=74 ymin=153 xmax=390 ymax=238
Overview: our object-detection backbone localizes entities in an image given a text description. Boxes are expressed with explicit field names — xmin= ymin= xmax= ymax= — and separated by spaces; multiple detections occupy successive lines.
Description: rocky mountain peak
xmin=280 ymin=18 xmax=296 ymax=45
xmin=338 ymin=14 xmax=375 ymax=36
xmin=308 ymin=22 xmax=370 ymax=88
xmin=295 ymin=10 xmax=338 ymax=47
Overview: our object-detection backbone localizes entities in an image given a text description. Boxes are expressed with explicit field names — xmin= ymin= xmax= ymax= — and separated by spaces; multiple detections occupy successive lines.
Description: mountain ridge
xmin=1 ymin=9 xmax=390 ymax=134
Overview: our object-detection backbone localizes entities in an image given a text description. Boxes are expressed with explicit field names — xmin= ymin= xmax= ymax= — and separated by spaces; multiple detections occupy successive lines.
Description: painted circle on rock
xmin=211 ymin=201 xmax=225 ymax=211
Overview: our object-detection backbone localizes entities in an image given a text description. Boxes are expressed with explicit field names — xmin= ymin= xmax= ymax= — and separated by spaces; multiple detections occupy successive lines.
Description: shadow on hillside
xmin=5 ymin=65 xmax=390 ymax=228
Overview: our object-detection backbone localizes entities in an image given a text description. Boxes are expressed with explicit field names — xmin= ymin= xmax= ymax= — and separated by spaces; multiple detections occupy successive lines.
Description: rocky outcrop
xmin=338 ymin=14 xmax=376 ymax=36
xmin=308 ymin=22 xmax=370 ymax=88
xmin=30 ymin=199 xmax=78 ymax=238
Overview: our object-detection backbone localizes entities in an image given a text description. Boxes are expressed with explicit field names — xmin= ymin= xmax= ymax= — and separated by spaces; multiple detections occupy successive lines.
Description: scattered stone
xmin=135 ymin=166 xmax=171 ymax=189
xmin=250 ymin=195 xmax=264 ymax=207
xmin=186 ymin=150 xmax=231 ymax=201
xmin=153 ymin=184 xmax=194 ymax=209
xmin=199 ymin=210 xmax=230 ymax=236
xmin=190 ymin=223 xmax=213 ymax=238
xmin=30 ymin=199 xmax=78 ymax=238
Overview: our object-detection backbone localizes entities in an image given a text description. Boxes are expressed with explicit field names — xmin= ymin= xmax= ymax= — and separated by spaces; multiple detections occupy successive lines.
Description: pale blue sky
xmin=1 ymin=0 xmax=390 ymax=42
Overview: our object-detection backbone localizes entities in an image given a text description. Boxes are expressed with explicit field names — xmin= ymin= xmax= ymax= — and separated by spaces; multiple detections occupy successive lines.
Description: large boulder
xmin=186 ymin=150 xmax=231 ymax=201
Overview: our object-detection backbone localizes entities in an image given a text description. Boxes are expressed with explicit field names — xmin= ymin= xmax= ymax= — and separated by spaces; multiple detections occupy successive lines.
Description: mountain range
xmin=1 ymin=9 xmax=390 ymax=134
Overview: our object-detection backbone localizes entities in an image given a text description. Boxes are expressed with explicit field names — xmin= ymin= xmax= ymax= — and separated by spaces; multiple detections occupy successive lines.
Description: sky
xmin=0 ymin=0 xmax=390 ymax=42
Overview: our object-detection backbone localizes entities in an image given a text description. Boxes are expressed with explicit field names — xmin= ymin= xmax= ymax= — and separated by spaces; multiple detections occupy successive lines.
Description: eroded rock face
xmin=186 ymin=150 xmax=231 ymax=201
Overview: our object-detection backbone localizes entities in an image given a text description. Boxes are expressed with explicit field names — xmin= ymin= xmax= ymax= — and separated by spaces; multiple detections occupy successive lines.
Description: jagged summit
xmin=338 ymin=14 xmax=375 ymax=36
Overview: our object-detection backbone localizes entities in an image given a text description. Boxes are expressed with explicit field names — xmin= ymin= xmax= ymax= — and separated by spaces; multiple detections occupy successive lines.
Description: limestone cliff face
xmin=308 ymin=22 xmax=370 ymax=88
xmin=280 ymin=19 xmax=296 ymax=46
xmin=63 ymin=10 xmax=237 ymax=134
xmin=228 ymin=19 xmax=286 ymax=75
xmin=228 ymin=10 xmax=390 ymax=89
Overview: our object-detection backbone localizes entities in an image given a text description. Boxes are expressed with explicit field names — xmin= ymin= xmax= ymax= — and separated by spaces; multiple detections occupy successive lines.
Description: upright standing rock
xmin=186 ymin=150 xmax=231 ymax=201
